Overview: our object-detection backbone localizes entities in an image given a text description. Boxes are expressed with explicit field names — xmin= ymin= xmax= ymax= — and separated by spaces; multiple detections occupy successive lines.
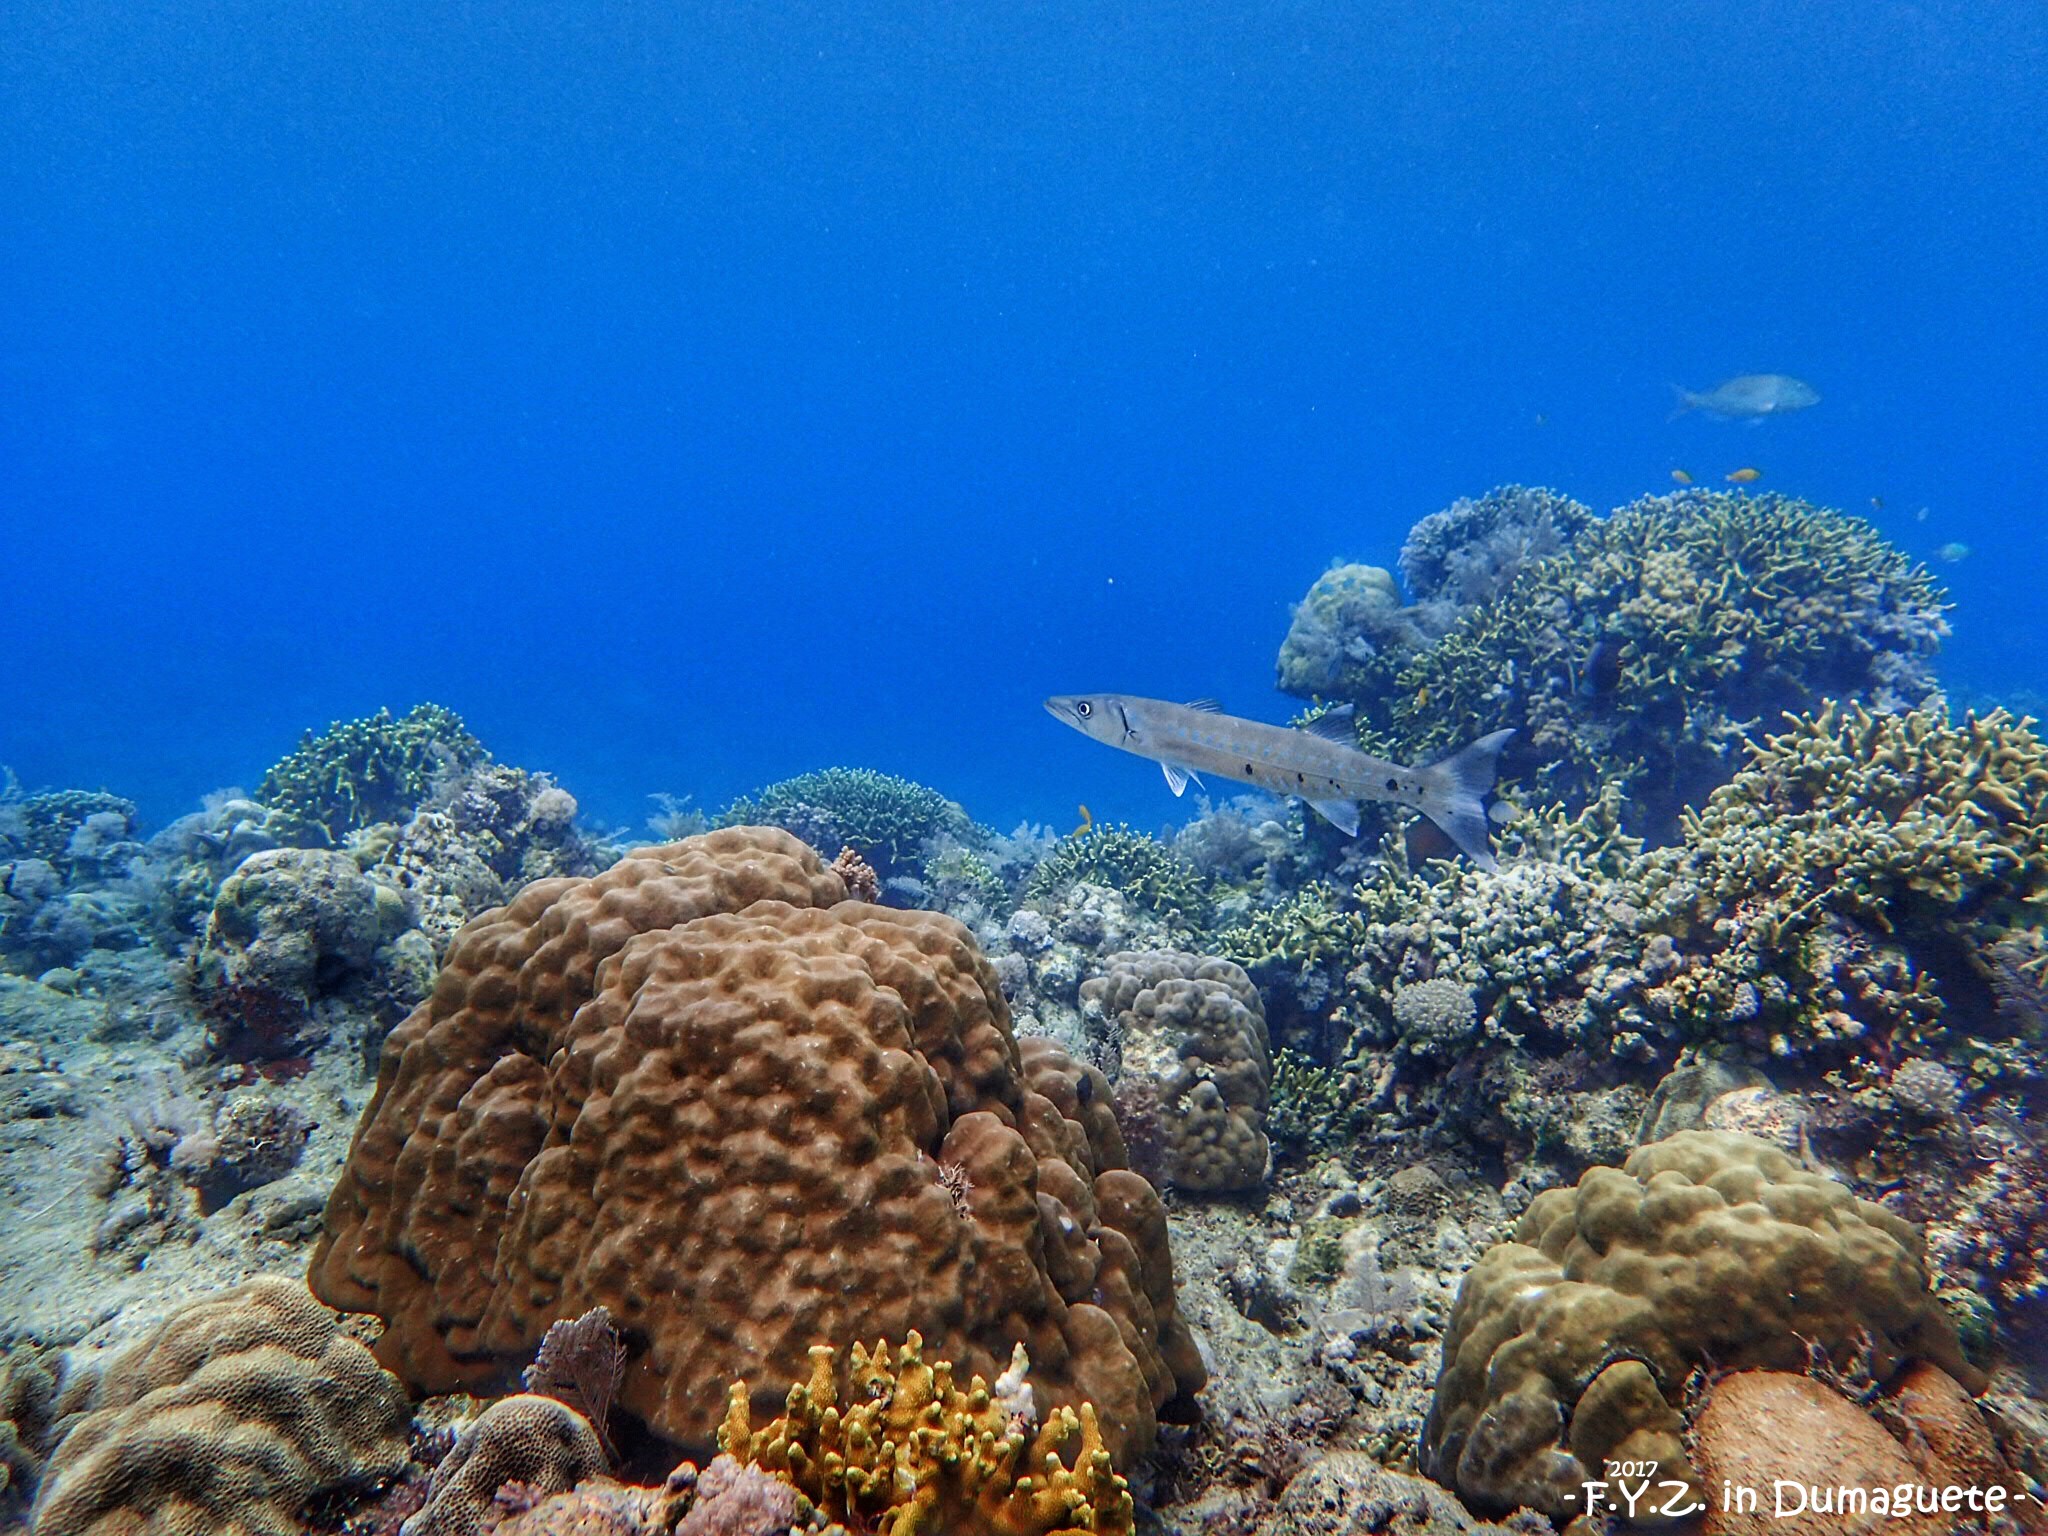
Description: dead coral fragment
xmin=719 ymin=1332 xmax=1134 ymax=1536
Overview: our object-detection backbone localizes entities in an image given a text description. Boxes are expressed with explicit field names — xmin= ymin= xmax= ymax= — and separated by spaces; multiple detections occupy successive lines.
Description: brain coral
xmin=1080 ymin=951 xmax=1271 ymax=1192
xmin=32 ymin=1277 xmax=410 ymax=1536
xmin=310 ymin=827 xmax=1202 ymax=1463
xmin=1420 ymin=1131 xmax=1978 ymax=1524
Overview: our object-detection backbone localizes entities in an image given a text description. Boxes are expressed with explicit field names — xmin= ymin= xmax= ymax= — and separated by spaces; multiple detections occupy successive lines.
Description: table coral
xmin=31 ymin=1276 xmax=410 ymax=1536
xmin=1080 ymin=951 xmax=1272 ymax=1192
xmin=310 ymin=827 xmax=1201 ymax=1464
xmin=1420 ymin=1131 xmax=1979 ymax=1525
xmin=257 ymin=702 xmax=486 ymax=842
xmin=718 ymin=1331 xmax=1135 ymax=1536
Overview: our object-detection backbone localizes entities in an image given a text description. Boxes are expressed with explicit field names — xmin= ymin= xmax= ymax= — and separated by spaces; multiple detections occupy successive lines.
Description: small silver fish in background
xmin=1045 ymin=694 xmax=1514 ymax=870
xmin=1934 ymin=541 xmax=1972 ymax=563
xmin=1671 ymin=374 xmax=1821 ymax=420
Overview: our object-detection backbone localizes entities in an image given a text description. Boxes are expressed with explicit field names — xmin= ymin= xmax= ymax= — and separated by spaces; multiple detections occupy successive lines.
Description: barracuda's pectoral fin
xmin=1307 ymin=798 xmax=1361 ymax=836
xmin=1162 ymin=762 xmax=1203 ymax=797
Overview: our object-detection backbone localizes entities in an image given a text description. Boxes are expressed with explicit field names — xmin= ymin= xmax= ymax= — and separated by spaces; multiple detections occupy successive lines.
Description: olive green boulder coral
xmin=1420 ymin=1131 xmax=1979 ymax=1525
xmin=1023 ymin=826 xmax=1211 ymax=926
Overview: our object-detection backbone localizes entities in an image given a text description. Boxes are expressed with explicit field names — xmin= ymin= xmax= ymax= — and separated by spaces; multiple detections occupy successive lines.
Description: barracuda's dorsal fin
xmin=1183 ymin=698 xmax=1222 ymax=713
xmin=1162 ymin=762 xmax=1202 ymax=796
xmin=1301 ymin=706 xmax=1357 ymax=745
xmin=1308 ymin=798 xmax=1361 ymax=835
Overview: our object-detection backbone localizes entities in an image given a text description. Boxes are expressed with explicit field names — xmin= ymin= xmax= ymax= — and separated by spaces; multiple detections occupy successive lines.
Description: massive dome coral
xmin=1420 ymin=1131 xmax=1979 ymax=1524
xmin=309 ymin=827 xmax=1202 ymax=1462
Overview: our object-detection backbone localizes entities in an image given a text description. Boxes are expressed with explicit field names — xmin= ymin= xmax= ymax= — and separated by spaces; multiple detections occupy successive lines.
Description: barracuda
xmin=1045 ymin=693 xmax=1514 ymax=871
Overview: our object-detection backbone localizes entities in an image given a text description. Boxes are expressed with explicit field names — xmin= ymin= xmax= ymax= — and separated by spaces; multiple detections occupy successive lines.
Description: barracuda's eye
xmin=1076 ymin=701 xmax=1093 ymax=716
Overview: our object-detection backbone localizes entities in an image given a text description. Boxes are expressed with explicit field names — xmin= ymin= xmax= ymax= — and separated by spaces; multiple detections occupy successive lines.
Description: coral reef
xmin=1023 ymin=827 xmax=1211 ymax=928
xmin=30 ymin=1277 xmax=410 ymax=1536
xmin=1274 ymin=564 xmax=1437 ymax=704
xmin=1260 ymin=1453 xmax=1548 ymax=1536
xmin=1613 ymin=702 xmax=2048 ymax=1066
xmin=1420 ymin=1131 xmax=1979 ymax=1523
xmin=1080 ymin=951 xmax=1272 ymax=1192
xmin=1311 ymin=490 xmax=1947 ymax=838
xmin=1397 ymin=484 xmax=1594 ymax=614
xmin=311 ymin=827 xmax=1201 ymax=1462
xmin=718 ymin=767 xmax=979 ymax=882
xmin=401 ymin=1395 xmax=608 ymax=1536
xmin=719 ymin=1331 xmax=1135 ymax=1536
xmin=257 ymin=703 xmax=486 ymax=843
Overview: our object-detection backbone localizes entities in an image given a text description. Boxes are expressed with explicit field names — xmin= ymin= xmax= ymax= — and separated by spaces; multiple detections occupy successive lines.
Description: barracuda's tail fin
xmin=1412 ymin=729 xmax=1515 ymax=872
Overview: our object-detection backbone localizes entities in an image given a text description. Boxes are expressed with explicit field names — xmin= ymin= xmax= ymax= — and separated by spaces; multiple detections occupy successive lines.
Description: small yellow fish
xmin=1072 ymin=804 xmax=1094 ymax=837
xmin=1416 ymin=686 xmax=1431 ymax=709
xmin=1725 ymin=467 xmax=1761 ymax=484
xmin=1670 ymin=469 xmax=1694 ymax=486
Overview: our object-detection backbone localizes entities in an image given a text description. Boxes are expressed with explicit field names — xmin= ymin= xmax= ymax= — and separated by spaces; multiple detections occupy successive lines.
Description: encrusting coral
xmin=30 ymin=1277 xmax=411 ymax=1536
xmin=1080 ymin=951 xmax=1271 ymax=1192
xmin=1420 ymin=1131 xmax=1981 ymax=1525
xmin=719 ymin=1331 xmax=1134 ymax=1536
xmin=311 ymin=826 xmax=1202 ymax=1464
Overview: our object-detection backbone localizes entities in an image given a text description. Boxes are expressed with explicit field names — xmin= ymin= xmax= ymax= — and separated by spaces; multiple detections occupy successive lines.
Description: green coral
xmin=720 ymin=767 xmax=974 ymax=879
xmin=922 ymin=845 xmax=1011 ymax=916
xmin=1022 ymin=826 xmax=1210 ymax=924
xmin=5 ymin=791 xmax=136 ymax=865
xmin=1375 ymin=490 xmax=1945 ymax=838
xmin=257 ymin=704 xmax=484 ymax=842
xmin=1265 ymin=1048 xmax=1356 ymax=1156
xmin=1608 ymin=702 xmax=2048 ymax=1067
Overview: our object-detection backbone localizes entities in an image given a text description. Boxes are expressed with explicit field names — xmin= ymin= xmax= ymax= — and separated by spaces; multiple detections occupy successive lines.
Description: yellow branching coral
xmin=718 ymin=1333 xmax=1135 ymax=1536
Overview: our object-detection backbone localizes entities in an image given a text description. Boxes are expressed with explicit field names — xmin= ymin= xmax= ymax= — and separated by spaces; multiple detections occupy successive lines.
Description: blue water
xmin=6 ymin=0 xmax=2044 ymax=837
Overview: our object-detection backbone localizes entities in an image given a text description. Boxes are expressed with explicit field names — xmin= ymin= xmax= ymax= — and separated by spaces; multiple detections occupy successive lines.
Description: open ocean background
xmin=6 ymin=0 xmax=2044 ymax=837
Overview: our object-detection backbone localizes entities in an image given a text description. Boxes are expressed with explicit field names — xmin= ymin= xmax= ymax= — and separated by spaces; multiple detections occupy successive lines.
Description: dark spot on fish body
xmin=1385 ymin=777 xmax=1399 ymax=792
xmin=1243 ymin=762 xmax=1253 ymax=774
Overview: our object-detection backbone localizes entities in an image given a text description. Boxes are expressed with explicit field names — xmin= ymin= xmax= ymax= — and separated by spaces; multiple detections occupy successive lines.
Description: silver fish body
xmin=1673 ymin=373 xmax=1820 ymax=419
xmin=1045 ymin=694 xmax=1513 ymax=871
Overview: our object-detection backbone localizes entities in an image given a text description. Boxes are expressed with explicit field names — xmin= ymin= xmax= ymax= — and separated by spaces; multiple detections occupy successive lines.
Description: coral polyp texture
xmin=1622 ymin=701 xmax=2048 ymax=1063
xmin=30 ymin=1277 xmax=410 ymax=1536
xmin=719 ymin=1331 xmax=1134 ymax=1536
xmin=310 ymin=826 xmax=1201 ymax=1463
xmin=1079 ymin=950 xmax=1272 ymax=1192
xmin=717 ymin=766 xmax=978 ymax=880
xmin=256 ymin=702 xmax=486 ymax=842
xmin=1420 ymin=1131 xmax=1979 ymax=1524
xmin=1288 ymin=488 xmax=1947 ymax=838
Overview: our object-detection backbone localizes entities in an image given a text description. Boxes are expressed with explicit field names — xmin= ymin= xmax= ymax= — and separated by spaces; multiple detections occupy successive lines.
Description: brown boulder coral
xmin=1420 ymin=1130 xmax=1979 ymax=1527
xmin=31 ymin=1277 xmax=411 ymax=1536
xmin=311 ymin=827 xmax=1202 ymax=1462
